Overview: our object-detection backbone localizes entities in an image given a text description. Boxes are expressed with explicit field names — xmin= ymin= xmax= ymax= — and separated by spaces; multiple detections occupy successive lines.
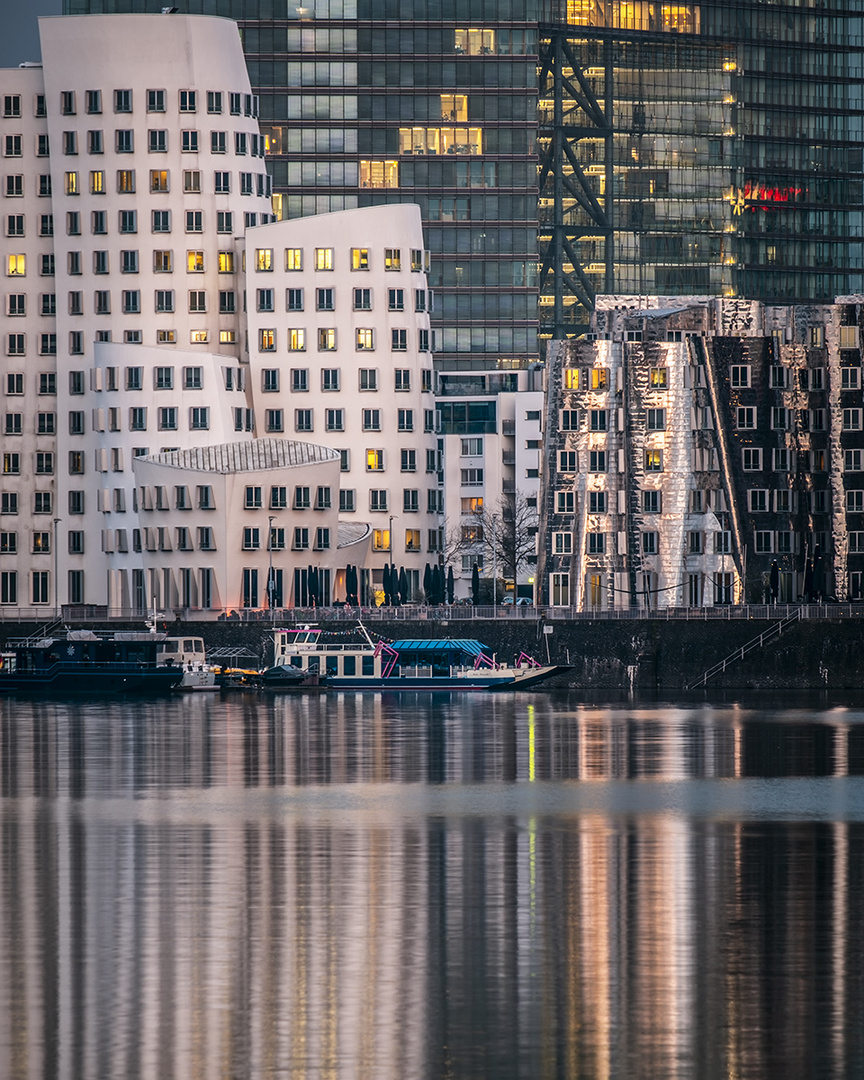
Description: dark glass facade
xmin=65 ymin=0 xmax=864 ymax=349
xmin=538 ymin=0 xmax=864 ymax=335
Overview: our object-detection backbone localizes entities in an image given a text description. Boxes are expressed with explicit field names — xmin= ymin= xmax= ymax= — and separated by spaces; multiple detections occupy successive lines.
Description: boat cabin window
xmin=289 ymin=656 xmax=302 ymax=668
xmin=362 ymin=655 xmax=375 ymax=676
xmin=343 ymin=655 xmax=356 ymax=676
xmin=326 ymin=655 xmax=338 ymax=676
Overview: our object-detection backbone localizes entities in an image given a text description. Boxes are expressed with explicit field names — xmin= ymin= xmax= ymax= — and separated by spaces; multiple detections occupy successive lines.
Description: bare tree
xmin=465 ymin=493 xmax=538 ymax=586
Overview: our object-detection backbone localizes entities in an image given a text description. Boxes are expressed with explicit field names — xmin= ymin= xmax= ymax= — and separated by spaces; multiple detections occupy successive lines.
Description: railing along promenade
xmin=1 ymin=602 xmax=862 ymax=625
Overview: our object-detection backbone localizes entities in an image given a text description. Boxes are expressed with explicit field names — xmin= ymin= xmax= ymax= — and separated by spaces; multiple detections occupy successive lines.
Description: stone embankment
xmin=2 ymin=612 xmax=861 ymax=690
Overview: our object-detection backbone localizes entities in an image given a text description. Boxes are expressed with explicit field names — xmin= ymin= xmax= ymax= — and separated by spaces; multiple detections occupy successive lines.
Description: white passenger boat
xmin=265 ymin=623 xmax=567 ymax=691
xmin=156 ymin=636 xmax=219 ymax=692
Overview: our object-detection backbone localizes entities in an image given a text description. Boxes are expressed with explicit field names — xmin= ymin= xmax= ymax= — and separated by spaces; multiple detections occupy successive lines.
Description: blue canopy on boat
xmin=390 ymin=639 xmax=490 ymax=657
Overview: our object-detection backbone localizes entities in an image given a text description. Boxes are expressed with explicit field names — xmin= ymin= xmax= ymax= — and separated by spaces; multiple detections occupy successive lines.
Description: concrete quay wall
xmin=3 ymin=615 xmax=860 ymax=690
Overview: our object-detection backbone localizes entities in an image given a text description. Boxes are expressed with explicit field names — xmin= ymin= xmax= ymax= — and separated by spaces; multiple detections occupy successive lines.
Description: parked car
xmin=500 ymin=596 xmax=532 ymax=606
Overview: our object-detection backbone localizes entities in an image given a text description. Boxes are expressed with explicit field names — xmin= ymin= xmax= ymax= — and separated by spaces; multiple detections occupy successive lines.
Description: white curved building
xmin=1 ymin=15 xmax=441 ymax=615
xmin=245 ymin=204 xmax=442 ymax=603
xmin=132 ymin=439 xmax=341 ymax=613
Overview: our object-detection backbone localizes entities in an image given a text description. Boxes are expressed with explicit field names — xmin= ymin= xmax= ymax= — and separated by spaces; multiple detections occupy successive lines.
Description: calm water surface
xmin=2 ymin=690 xmax=864 ymax=1080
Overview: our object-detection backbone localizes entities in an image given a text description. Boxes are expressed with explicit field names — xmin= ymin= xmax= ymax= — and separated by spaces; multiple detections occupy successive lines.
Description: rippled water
xmin=2 ymin=690 xmax=864 ymax=1079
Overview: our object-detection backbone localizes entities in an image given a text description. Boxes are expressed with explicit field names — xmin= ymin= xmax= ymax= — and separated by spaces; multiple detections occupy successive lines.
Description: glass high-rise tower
xmin=63 ymin=1 xmax=864 ymax=352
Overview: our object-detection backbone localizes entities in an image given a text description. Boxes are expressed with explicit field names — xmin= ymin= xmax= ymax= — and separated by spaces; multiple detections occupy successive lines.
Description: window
xmin=590 ymin=409 xmax=607 ymax=432
xmin=294 ymin=486 xmax=311 ymax=510
xmin=155 ymin=289 xmax=174 ymax=313
xmin=644 ymin=449 xmax=663 ymax=472
xmin=354 ymin=288 xmax=371 ymax=311
xmin=398 ymin=409 xmax=414 ymax=432
xmin=1 ymin=493 xmax=18 ymax=515
xmin=3 ymin=96 xmax=21 ymax=118
xmin=589 ymin=450 xmax=606 ymax=473
xmin=461 ymin=469 xmax=484 ymax=486
xmin=179 ymin=90 xmax=196 ymax=113
xmin=842 ymin=368 xmax=861 ymax=390
xmin=295 ymin=409 xmax=313 ymax=432
xmin=370 ymin=490 xmax=388 ymax=512
xmin=181 ymin=130 xmax=199 ymax=153
xmin=588 ymin=532 xmax=606 ymax=555
xmin=742 ymin=448 xmax=762 ymax=471
xmin=647 ymin=408 xmax=666 ymax=430
xmin=188 ymin=290 xmax=206 ymax=313
xmin=262 ymin=369 xmax=279 ymax=393
xmin=388 ymin=288 xmax=404 ymax=312
xmin=771 ymin=407 xmax=789 ymax=430
xmin=363 ymin=409 xmax=381 ymax=432
xmin=34 ymin=492 xmax=52 ymax=515
xmin=288 ymin=328 xmax=305 ymax=351
xmin=736 ymin=407 xmax=756 ymax=430
xmin=150 ymin=169 xmax=169 ymax=192
xmin=315 ymin=248 xmax=334 ymax=271
xmin=129 ymin=407 xmax=147 ymax=431
xmin=270 ymin=486 xmax=288 ymax=510
xmin=7 ymin=294 xmax=25 ymax=316
xmin=243 ymin=528 xmax=261 ymax=551
xmin=291 ymin=369 xmax=308 ymax=393
xmin=2 ymin=452 xmax=19 ymax=474
xmin=357 ymin=328 xmax=375 ymax=351
xmin=5 ymin=214 xmax=24 ymax=238
xmin=846 ymin=450 xmax=863 ymax=473
xmin=844 ymin=409 xmax=862 ymax=431
xmin=366 ymin=449 xmax=385 ymax=472
xmin=265 ymin=409 xmax=284 ymax=433
xmin=340 ymin=490 xmax=356 ymax=513
xmin=285 ymin=248 xmax=302 ymax=271
xmin=316 ymin=287 xmax=334 ymax=312
xmin=185 ymin=210 xmax=202 ymax=233
xmin=6 ymin=334 xmax=24 ymax=356
xmin=152 ymin=210 xmax=171 ymax=233
xmin=122 ymin=290 xmax=140 ymax=314
xmin=258 ymin=328 xmax=276 ymax=352
xmin=749 ymin=489 xmax=769 ymax=512
xmin=391 ymin=329 xmax=407 ymax=352
xmin=115 ymin=129 xmax=133 ymax=153
xmin=293 ymin=528 xmax=309 ymax=551
xmin=401 ymin=449 xmax=417 ymax=473
xmin=590 ymin=491 xmax=608 ymax=513
xmin=730 ymin=366 xmax=750 ymax=388
xmin=317 ymin=328 xmax=336 ymax=352
xmin=208 ymin=91 xmax=223 ymax=115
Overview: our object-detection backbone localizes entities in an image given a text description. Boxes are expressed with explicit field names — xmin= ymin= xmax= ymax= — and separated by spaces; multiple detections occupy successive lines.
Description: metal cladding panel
xmin=390 ymin=639 xmax=489 ymax=656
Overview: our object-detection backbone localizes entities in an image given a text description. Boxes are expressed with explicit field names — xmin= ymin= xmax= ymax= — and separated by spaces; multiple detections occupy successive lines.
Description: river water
xmin=1 ymin=690 xmax=863 ymax=1080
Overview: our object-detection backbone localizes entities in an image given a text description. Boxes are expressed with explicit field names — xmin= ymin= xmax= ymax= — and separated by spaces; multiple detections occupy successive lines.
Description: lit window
xmin=288 ymin=329 xmax=306 ymax=351
xmin=351 ymin=248 xmax=369 ymax=270
xmin=285 ymin=248 xmax=302 ymax=270
xmin=359 ymin=160 xmax=399 ymax=189
xmin=315 ymin=248 xmax=333 ymax=271
xmin=256 ymin=248 xmax=273 ymax=271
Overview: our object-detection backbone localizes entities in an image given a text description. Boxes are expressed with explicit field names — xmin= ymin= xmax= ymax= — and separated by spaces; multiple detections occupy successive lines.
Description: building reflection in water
xmin=0 ymin=694 xmax=863 ymax=1079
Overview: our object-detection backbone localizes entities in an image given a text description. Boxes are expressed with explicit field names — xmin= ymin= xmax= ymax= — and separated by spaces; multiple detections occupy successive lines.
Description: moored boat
xmin=156 ymin=636 xmax=219 ymax=692
xmin=0 ymin=626 xmax=183 ymax=696
xmin=264 ymin=623 xmax=567 ymax=691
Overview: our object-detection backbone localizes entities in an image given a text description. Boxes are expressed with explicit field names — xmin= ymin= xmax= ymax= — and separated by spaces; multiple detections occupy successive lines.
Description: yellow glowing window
xmin=385 ymin=248 xmax=401 ymax=271
xmin=366 ymin=449 xmax=384 ymax=471
xmin=352 ymin=247 xmax=369 ymax=270
xmin=315 ymin=247 xmax=333 ymax=271
xmin=591 ymin=368 xmax=608 ymax=390
xmin=256 ymin=248 xmax=273 ymax=271
xmin=6 ymin=254 xmax=25 ymax=276
xmin=187 ymin=250 xmax=204 ymax=272
xmin=157 ymin=329 xmax=176 ymax=344
xmin=259 ymin=329 xmax=276 ymax=351
xmin=645 ymin=449 xmax=663 ymax=472
xmin=440 ymin=95 xmax=468 ymax=121
xmin=661 ymin=5 xmax=699 ymax=33
xmin=356 ymin=328 xmax=375 ymax=351
xmin=650 ymin=367 xmax=668 ymax=388
xmin=190 ymin=330 xmax=209 ymax=344
xmin=564 ymin=368 xmax=579 ymax=389
xmin=318 ymin=328 xmax=336 ymax=351
xmin=359 ymin=160 xmax=399 ymax=189
xmin=64 ymin=171 xmax=79 ymax=195
xmin=285 ymin=247 xmax=302 ymax=270
xmin=117 ymin=169 xmax=135 ymax=193
xmin=405 ymin=529 xmax=421 ymax=551
xmin=372 ymin=528 xmax=390 ymax=551
xmin=218 ymin=251 xmax=234 ymax=273
xmin=461 ymin=496 xmax=483 ymax=513
xmin=271 ymin=193 xmax=284 ymax=220
xmin=287 ymin=328 xmax=305 ymax=351
xmin=219 ymin=329 xmax=236 ymax=344
xmin=454 ymin=29 xmax=495 ymax=55
xmin=150 ymin=170 xmax=169 ymax=192
xmin=399 ymin=127 xmax=483 ymax=156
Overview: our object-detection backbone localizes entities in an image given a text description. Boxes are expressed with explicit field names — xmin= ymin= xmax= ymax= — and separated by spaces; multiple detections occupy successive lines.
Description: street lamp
xmin=53 ymin=517 xmax=61 ymax=619
xmin=267 ymin=515 xmax=275 ymax=618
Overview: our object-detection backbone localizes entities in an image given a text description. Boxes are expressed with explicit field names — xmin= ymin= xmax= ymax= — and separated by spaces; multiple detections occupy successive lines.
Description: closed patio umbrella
xmin=446 ymin=565 xmax=455 ymax=605
xmin=471 ymin=563 xmax=480 ymax=605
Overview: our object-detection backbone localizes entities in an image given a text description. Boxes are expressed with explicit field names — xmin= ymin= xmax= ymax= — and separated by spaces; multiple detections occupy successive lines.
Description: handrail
xmin=684 ymin=609 xmax=802 ymax=690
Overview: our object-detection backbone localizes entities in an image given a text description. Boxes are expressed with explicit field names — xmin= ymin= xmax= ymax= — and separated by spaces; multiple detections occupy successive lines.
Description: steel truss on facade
xmin=537 ymin=26 xmax=614 ymax=340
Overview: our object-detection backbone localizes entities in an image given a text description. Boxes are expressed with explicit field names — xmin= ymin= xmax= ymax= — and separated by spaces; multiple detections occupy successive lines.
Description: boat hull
xmin=317 ymin=665 xmax=568 ymax=692
xmin=0 ymin=665 xmax=183 ymax=697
